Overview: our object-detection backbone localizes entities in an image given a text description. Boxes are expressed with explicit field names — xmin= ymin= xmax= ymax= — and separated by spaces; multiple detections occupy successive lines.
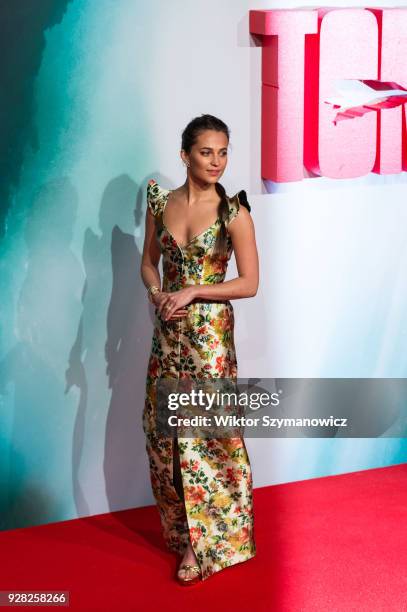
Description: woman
xmin=140 ymin=114 xmax=259 ymax=585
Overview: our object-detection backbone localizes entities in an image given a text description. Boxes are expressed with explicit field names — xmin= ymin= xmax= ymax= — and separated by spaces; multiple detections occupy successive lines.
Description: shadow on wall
xmin=0 ymin=173 xmax=156 ymax=529
xmin=0 ymin=0 xmax=73 ymax=241
xmin=65 ymin=174 xmax=154 ymax=517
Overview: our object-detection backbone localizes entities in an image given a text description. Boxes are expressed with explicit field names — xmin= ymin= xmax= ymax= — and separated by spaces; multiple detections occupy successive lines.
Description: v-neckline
xmin=161 ymin=189 xmax=221 ymax=250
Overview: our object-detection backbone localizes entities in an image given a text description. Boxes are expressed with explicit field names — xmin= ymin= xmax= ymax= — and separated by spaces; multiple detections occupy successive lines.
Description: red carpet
xmin=1 ymin=464 xmax=406 ymax=611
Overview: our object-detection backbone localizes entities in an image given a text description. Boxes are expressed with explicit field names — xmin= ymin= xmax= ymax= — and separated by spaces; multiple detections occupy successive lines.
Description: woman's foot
xmin=177 ymin=541 xmax=201 ymax=584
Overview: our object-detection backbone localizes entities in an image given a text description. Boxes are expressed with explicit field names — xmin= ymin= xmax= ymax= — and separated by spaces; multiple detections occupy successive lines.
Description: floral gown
xmin=142 ymin=178 xmax=256 ymax=581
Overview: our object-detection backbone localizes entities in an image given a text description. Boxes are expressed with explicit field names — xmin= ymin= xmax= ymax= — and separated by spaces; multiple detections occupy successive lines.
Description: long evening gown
xmin=142 ymin=178 xmax=256 ymax=581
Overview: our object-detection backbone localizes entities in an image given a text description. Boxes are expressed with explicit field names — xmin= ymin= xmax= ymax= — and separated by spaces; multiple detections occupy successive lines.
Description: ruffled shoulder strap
xmin=146 ymin=178 xmax=168 ymax=217
xmin=227 ymin=189 xmax=251 ymax=227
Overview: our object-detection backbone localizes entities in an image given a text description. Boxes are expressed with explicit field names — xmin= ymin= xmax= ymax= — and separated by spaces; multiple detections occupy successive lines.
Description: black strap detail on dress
xmin=237 ymin=190 xmax=251 ymax=212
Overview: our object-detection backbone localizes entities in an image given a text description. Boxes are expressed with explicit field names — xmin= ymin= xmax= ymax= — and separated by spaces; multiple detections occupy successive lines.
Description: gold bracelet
xmin=147 ymin=285 xmax=160 ymax=303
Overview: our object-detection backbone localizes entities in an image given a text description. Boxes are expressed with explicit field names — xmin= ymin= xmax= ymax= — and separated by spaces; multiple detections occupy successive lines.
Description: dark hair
xmin=181 ymin=114 xmax=230 ymax=257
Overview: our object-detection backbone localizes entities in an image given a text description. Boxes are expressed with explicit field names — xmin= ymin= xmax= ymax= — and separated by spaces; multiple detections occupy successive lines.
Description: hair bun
xmin=238 ymin=190 xmax=251 ymax=212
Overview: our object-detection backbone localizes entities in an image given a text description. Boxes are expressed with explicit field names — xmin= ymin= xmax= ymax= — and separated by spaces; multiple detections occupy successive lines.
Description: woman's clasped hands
xmin=151 ymin=287 xmax=197 ymax=321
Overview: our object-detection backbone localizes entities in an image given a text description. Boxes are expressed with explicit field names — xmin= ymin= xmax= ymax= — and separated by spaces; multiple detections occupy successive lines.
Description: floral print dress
xmin=142 ymin=179 xmax=256 ymax=581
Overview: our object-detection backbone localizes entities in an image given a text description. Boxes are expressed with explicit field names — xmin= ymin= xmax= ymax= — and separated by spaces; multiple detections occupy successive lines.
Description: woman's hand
xmin=152 ymin=290 xmax=191 ymax=320
xmin=156 ymin=287 xmax=197 ymax=321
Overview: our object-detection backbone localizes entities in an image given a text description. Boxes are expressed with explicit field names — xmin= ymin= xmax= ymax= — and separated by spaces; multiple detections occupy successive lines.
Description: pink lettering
xmin=250 ymin=8 xmax=407 ymax=181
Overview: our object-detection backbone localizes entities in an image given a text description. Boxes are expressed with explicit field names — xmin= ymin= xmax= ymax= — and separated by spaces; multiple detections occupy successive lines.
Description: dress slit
xmin=172 ymin=435 xmax=185 ymax=503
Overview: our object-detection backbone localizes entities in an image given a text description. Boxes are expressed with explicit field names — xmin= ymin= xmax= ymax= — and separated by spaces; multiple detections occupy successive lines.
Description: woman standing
xmin=140 ymin=114 xmax=259 ymax=585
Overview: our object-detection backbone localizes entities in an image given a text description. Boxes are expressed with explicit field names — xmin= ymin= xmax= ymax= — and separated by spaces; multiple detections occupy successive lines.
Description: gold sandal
xmin=177 ymin=563 xmax=202 ymax=586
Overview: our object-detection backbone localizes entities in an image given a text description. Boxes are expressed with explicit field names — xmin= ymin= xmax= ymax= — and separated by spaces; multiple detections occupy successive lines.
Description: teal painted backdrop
xmin=0 ymin=0 xmax=158 ymax=529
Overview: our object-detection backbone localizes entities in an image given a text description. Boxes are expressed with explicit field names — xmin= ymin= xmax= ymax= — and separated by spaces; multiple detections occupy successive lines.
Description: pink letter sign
xmin=250 ymin=8 xmax=407 ymax=182
xmin=375 ymin=9 xmax=407 ymax=174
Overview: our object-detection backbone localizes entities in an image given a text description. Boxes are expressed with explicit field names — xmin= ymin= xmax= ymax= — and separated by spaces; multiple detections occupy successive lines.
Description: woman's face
xmin=183 ymin=129 xmax=229 ymax=185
